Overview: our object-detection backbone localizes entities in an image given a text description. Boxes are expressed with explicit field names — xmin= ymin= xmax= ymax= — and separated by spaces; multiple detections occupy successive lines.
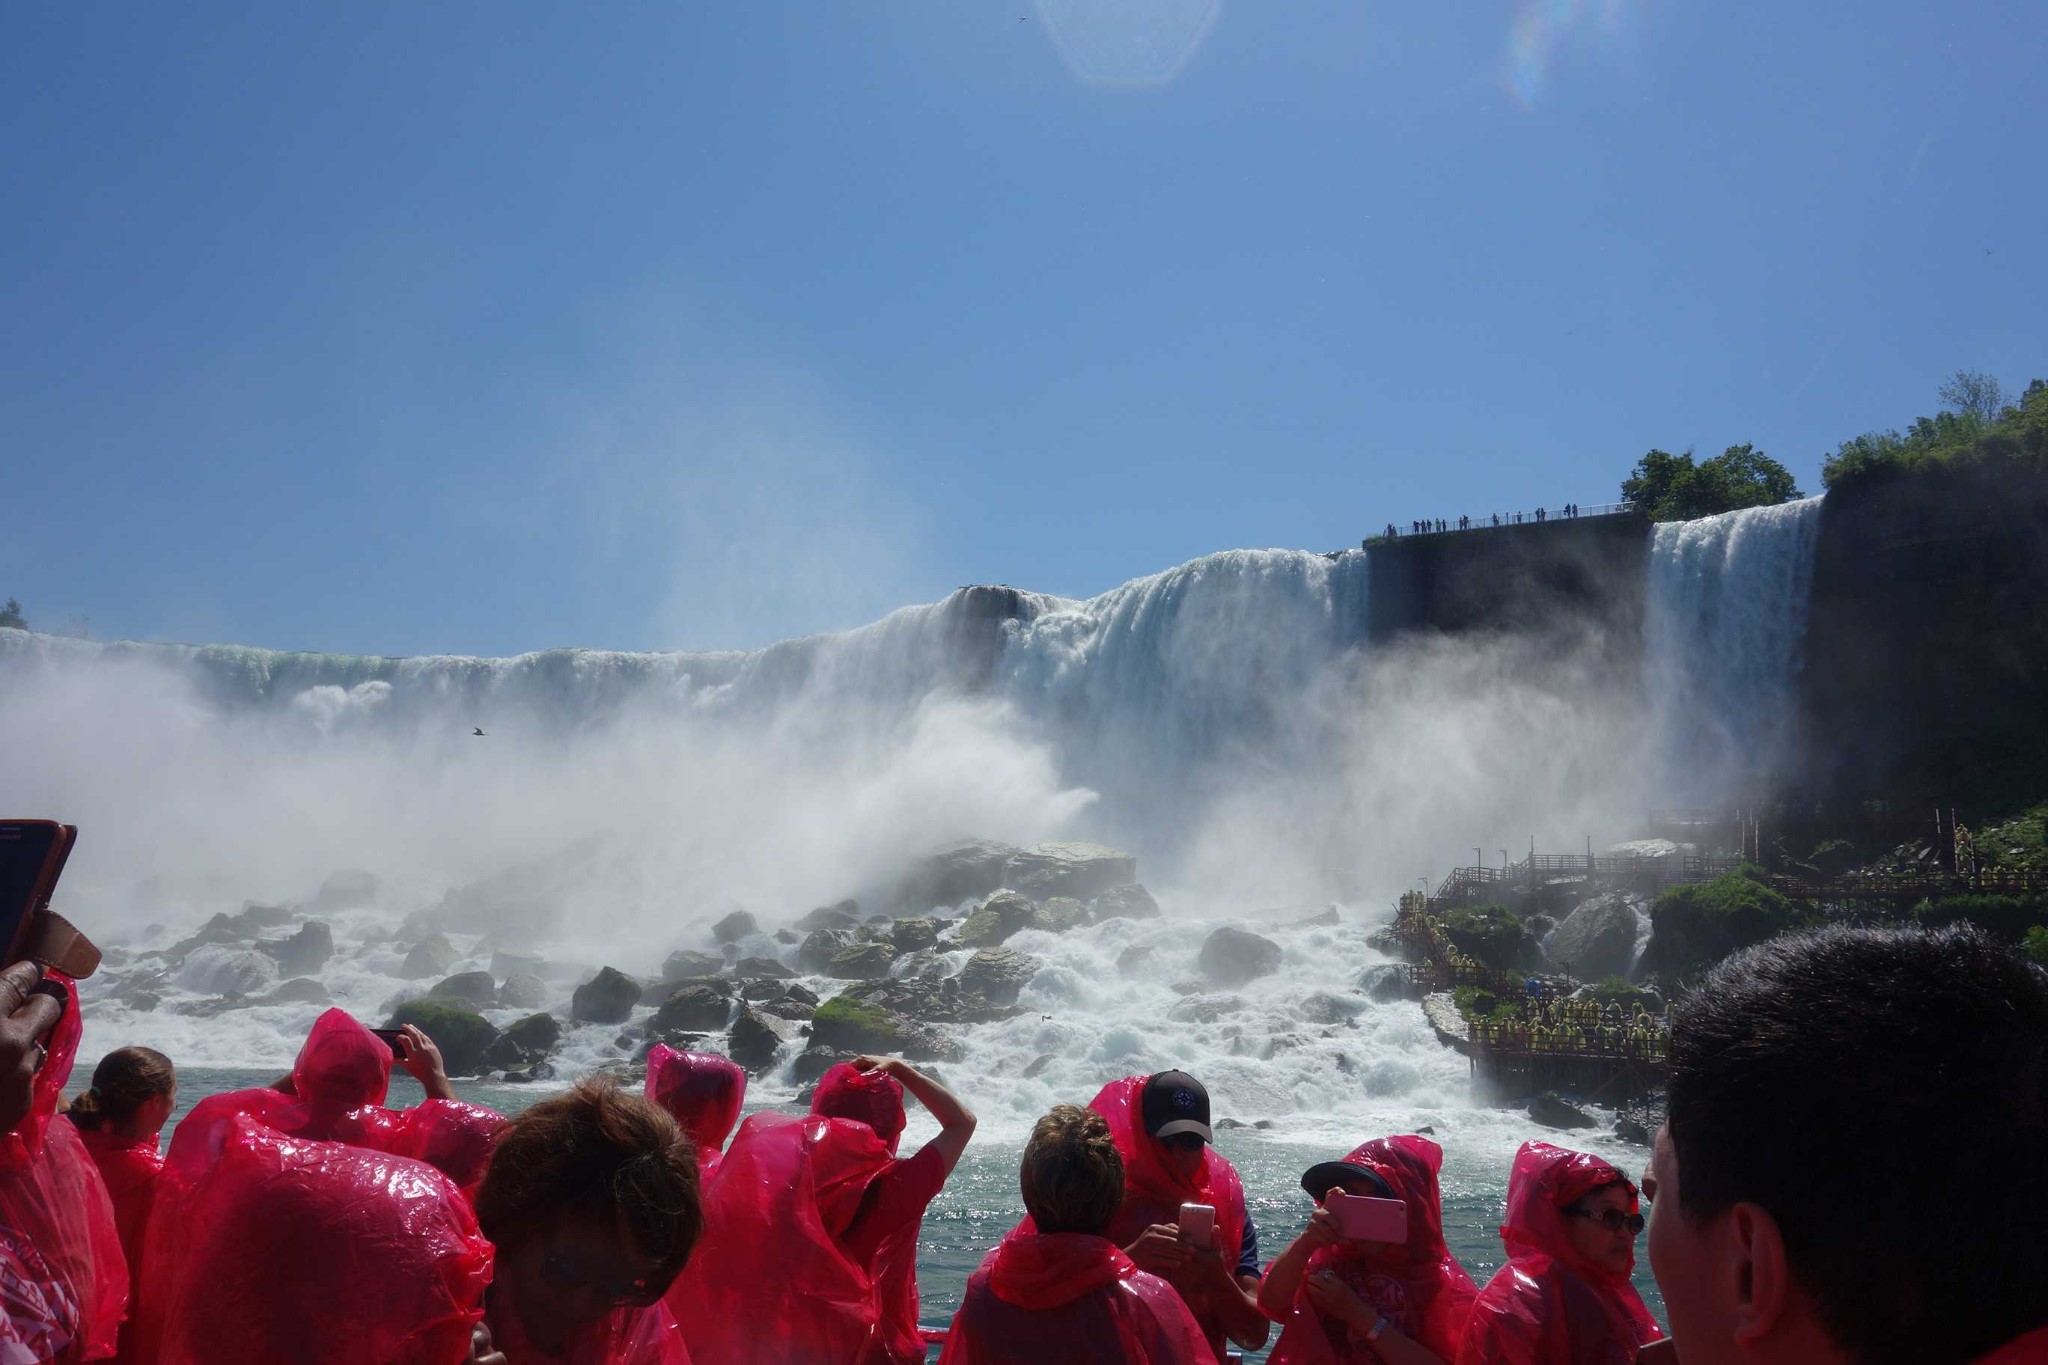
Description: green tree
xmin=2024 ymin=925 xmax=2048 ymax=967
xmin=1939 ymin=370 xmax=2006 ymax=424
xmin=1822 ymin=374 xmax=2047 ymax=490
xmin=1622 ymin=444 xmax=1803 ymax=521
xmin=0 ymin=598 xmax=23 ymax=630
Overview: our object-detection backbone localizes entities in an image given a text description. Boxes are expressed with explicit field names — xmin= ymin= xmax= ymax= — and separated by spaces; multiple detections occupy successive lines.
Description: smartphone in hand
xmin=369 ymin=1028 xmax=410 ymax=1060
xmin=1177 ymin=1202 xmax=1216 ymax=1246
xmin=1326 ymin=1188 xmax=1409 ymax=1244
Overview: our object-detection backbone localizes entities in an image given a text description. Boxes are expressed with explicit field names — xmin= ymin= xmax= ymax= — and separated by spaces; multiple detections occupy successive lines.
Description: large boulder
xmin=890 ymin=918 xmax=940 ymax=954
xmin=1115 ymin=945 xmax=1155 ymax=977
xmin=711 ymin=909 xmax=760 ymax=944
xmin=726 ymin=1005 xmax=789 ymax=1073
xmin=1547 ymin=892 xmax=1644 ymax=982
xmin=1356 ymin=963 xmax=1412 ymax=1003
xmin=498 ymin=972 xmax=547 ymax=1009
xmin=958 ymin=948 xmax=1041 ymax=1006
xmin=398 ymin=934 xmax=460 ymax=981
xmin=262 ymin=921 xmax=334 ymax=978
xmin=733 ymin=955 xmax=796 ymax=980
xmin=261 ymin=977 xmax=331 ymax=1005
xmin=384 ymin=1000 xmax=499 ymax=1077
xmin=310 ymin=869 xmax=381 ymax=912
xmin=1196 ymin=927 xmax=1283 ymax=988
xmin=810 ymin=996 xmax=955 ymax=1061
xmin=1529 ymin=1091 xmax=1598 ymax=1131
xmin=662 ymin=950 xmax=724 ymax=980
xmin=1002 ymin=842 xmax=1137 ymax=901
xmin=792 ymin=1047 xmax=857 ymax=1084
xmin=798 ymin=930 xmax=852 ymax=974
xmin=826 ymin=942 xmax=895 ymax=980
xmin=894 ymin=840 xmax=1022 ymax=911
xmin=796 ymin=901 xmax=862 ymax=932
xmin=571 ymin=967 xmax=643 ymax=1024
xmin=428 ymin=971 xmax=498 ymax=1007
xmin=504 ymin=1012 xmax=563 ymax=1056
xmin=951 ymin=891 xmax=1041 ymax=949
xmin=1036 ymin=898 xmax=1093 ymax=933
xmin=1091 ymin=884 xmax=1161 ymax=922
xmin=490 ymin=949 xmax=547 ymax=980
xmin=652 ymin=984 xmax=732 ymax=1034
xmin=177 ymin=945 xmax=279 ymax=996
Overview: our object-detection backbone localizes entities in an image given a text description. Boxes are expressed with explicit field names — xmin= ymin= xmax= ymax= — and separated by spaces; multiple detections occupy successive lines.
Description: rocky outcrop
xmin=1529 ymin=1091 xmax=1598 ymax=1131
xmin=951 ymin=891 xmax=1041 ymax=948
xmin=1196 ymin=927 xmax=1282 ymax=988
xmin=498 ymin=972 xmax=547 ymax=1009
xmin=809 ymin=996 xmax=955 ymax=1062
xmin=957 ymin=948 xmax=1040 ymax=1006
xmin=1356 ymin=963 xmax=1412 ymax=1003
xmin=262 ymin=921 xmax=334 ymax=977
xmin=797 ymin=930 xmax=850 ymax=974
xmin=796 ymin=901 xmax=861 ymax=932
xmin=385 ymin=1000 xmax=499 ymax=1077
xmin=398 ymin=934 xmax=460 ymax=981
xmin=727 ymin=1005 xmax=789 ymax=1073
xmin=894 ymin=840 xmax=1021 ymax=911
xmin=504 ymin=1012 xmax=563 ymax=1056
xmin=1090 ymin=884 xmax=1160 ymax=922
xmin=889 ymin=918 xmax=939 ymax=954
xmin=733 ymin=955 xmax=795 ymax=979
xmin=1036 ymin=898 xmax=1092 ymax=933
xmin=571 ymin=966 xmax=643 ymax=1024
xmin=651 ymin=982 xmax=732 ymax=1034
xmin=177 ymin=944 xmax=279 ymax=996
xmin=825 ymin=942 xmax=894 ymax=980
xmin=1546 ymin=892 xmax=1643 ymax=982
xmin=663 ymin=950 xmax=724 ymax=980
xmin=711 ymin=910 xmax=760 ymax=944
xmin=1002 ymin=842 xmax=1137 ymax=901
xmin=428 ymin=971 xmax=498 ymax=1006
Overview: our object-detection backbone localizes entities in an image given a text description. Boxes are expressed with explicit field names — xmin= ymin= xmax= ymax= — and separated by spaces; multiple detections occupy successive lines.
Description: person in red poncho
xmin=65 ymin=1046 xmax=176 ymax=1365
xmin=1087 ymin=1072 xmax=1269 ymax=1359
xmin=474 ymin=1078 xmax=702 ymax=1365
xmin=642 ymin=1046 xmax=745 ymax=1182
xmin=0 ymin=962 xmax=128 ymax=1365
xmin=1457 ymin=1142 xmax=1662 ymax=1365
xmin=673 ymin=1054 xmax=976 ymax=1365
xmin=940 ymin=1103 xmax=1216 ymax=1365
xmin=1260 ymin=1134 xmax=1478 ymax=1364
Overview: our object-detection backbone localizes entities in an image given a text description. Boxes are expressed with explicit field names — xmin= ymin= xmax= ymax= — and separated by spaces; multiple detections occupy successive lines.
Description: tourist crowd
xmin=0 ymin=920 xmax=2043 ymax=1363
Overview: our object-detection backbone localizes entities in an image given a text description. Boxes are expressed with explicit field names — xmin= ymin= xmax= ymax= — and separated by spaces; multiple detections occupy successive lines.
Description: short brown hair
xmin=475 ymin=1078 xmax=703 ymax=1285
xmin=1020 ymin=1104 xmax=1124 ymax=1236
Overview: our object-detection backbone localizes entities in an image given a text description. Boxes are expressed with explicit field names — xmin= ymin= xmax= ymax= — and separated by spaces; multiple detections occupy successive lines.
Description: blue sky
xmin=4 ymin=3 xmax=2042 ymax=656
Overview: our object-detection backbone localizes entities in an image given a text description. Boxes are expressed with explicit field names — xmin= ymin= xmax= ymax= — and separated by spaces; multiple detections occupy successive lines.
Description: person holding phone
xmin=1086 ymin=1071 xmax=1269 ymax=1359
xmin=1260 ymin=1135 xmax=1478 ymax=1364
xmin=1456 ymin=1142 xmax=1662 ymax=1365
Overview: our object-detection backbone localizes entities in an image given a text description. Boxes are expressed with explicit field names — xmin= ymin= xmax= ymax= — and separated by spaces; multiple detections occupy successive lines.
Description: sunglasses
xmin=540 ymin=1241 xmax=663 ymax=1308
xmin=1160 ymin=1133 xmax=1207 ymax=1154
xmin=1567 ymin=1207 xmax=1646 ymax=1236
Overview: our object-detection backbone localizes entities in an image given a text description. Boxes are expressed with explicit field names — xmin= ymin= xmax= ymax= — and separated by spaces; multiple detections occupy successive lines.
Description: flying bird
xmin=472 ymin=727 xmax=486 ymax=737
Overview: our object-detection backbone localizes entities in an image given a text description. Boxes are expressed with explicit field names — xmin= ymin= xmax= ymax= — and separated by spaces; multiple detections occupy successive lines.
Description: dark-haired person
xmin=1456 ymin=1141 xmax=1662 ymax=1365
xmin=940 ymin=1104 xmax=1214 ymax=1364
xmin=1648 ymin=924 xmax=2048 ymax=1365
xmin=643 ymin=1044 xmax=745 ymax=1183
xmin=0 ymin=963 xmax=127 ymax=1363
xmin=1089 ymin=1071 xmax=1269 ymax=1359
xmin=474 ymin=1077 xmax=700 ymax=1364
xmin=67 ymin=1046 xmax=176 ymax=1363
xmin=1260 ymin=1135 xmax=1477 ymax=1365
xmin=675 ymin=1055 xmax=976 ymax=1365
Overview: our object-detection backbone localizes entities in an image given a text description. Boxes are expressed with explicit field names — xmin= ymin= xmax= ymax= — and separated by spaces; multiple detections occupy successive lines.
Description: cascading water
xmin=1644 ymin=496 xmax=1825 ymax=803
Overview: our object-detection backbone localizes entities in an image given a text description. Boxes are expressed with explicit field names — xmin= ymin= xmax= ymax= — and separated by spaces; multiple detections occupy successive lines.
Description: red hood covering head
xmin=986 ymin=1230 xmax=1135 ymax=1311
xmin=1087 ymin=1075 xmax=1246 ymax=1262
xmin=292 ymin=1009 xmax=392 ymax=1114
xmin=645 ymin=1046 xmax=747 ymax=1167
xmin=1268 ymin=1135 xmax=1477 ymax=1364
xmin=811 ymin=1063 xmax=906 ymax=1155
xmin=0 ymin=973 xmax=129 ymax=1364
xmin=1450 ymin=1141 xmax=1662 ymax=1362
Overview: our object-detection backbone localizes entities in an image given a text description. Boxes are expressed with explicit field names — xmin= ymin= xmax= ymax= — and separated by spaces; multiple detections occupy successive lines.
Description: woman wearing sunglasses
xmin=1456 ymin=1141 xmax=1664 ymax=1365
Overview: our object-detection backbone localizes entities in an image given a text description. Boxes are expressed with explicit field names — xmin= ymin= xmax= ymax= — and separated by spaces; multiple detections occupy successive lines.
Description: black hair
xmin=1667 ymin=924 xmax=2048 ymax=1363
xmin=66 ymin=1046 xmax=175 ymax=1131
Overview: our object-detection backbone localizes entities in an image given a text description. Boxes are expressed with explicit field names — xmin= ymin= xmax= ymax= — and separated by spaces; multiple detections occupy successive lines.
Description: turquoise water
xmin=162 ymin=1069 xmax=1665 ymax=1361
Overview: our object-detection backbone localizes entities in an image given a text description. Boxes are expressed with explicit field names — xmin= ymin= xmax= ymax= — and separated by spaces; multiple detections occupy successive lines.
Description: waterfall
xmin=1644 ymin=496 xmax=1825 ymax=803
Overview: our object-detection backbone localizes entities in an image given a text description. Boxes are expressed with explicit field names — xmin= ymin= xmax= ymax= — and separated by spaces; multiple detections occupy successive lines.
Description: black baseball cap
xmin=1140 ymin=1070 xmax=1213 ymax=1143
xmin=1300 ymin=1160 xmax=1394 ymax=1203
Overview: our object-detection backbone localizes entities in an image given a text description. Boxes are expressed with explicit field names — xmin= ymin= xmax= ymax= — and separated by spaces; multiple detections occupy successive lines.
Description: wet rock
xmin=653 ymin=984 xmax=732 ymax=1034
xmin=1021 ymin=1053 xmax=1055 ymax=1080
xmin=1196 ymin=927 xmax=1283 ymax=988
xmin=1036 ymin=898 xmax=1093 ymax=933
xmin=661 ymin=975 xmax=735 ymax=1000
xmin=797 ymin=929 xmax=851 ymax=974
xmin=784 ymin=982 xmax=820 ymax=1007
xmin=1167 ymin=995 xmax=1244 ymax=1025
xmin=1261 ymin=1033 xmax=1306 ymax=1059
xmin=792 ymin=1047 xmax=856 ymax=1084
xmin=1547 ymin=892 xmax=1644 ymax=982
xmin=958 ymin=947 xmax=1041 ymax=1006
xmin=899 ymin=950 xmax=950 ymax=980
xmin=1356 ymin=963 xmax=1413 ymax=1003
xmin=504 ymin=1012 xmax=563 ymax=1056
xmin=952 ymin=891 xmax=1041 ymax=949
xmin=499 ymin=972 xmax=547 ymax=1009
xmin=385 ymin=1000 xmax=499 ymax=1077
xmin=429 ymin=971 xmax=499 ymax=1006
xmin=310 ymin=869 xmax=382 ymax=912
xmin=810 ymin=996 xmax=957 ymax=1062
xmin=727 ymin=1005 xmax=789 ymax=1073
xmin=177 ymin=944 xmax=280 ymax=996
xmin=890 ymin=918 xmax=939 ymax=954
xmin=1300 ymin=991 xmax=1366 ymax=1025
xmin=1214 ymin=1117 xmax=1247 ymax=1131
xmin=663 ymin=949 xmax=724 ymax=980
xmin=757 ymin=994 xmax=818 ymax=1022
xmin=237 ymin=902 xmax=297 ymax=931
xmin=124 ymin=991 xmax=162 ymax=1013
xmin=894 ymin=839 xmax=1022 ymax=911
xmin=826 ymin=942 xmax=895 ymax=980
xmin=571 ymin=966 xmax=643 ymax=1024
xmin=712 ymin=909 xmax=760 ymax=944
xmin=1529 ymin=1091 xmax=1598 ymax=1131
xmin=740 ymin=978 xmax=790 ymax=1002
xmin=775 ymin=928 xmax=801 ymax=945
xmin=1615 ymin=1111 xmax=1654 ymax=1146
xmin=398 ymin=934 xmax=460 ymax=981
xmin=734 ymin=955 xmax=795 ymax=980
xmin=490 ymin=949 xmax=547 ymax=980
xmin=483 ymin=1034 xmax=532 ymax=1072
xmin=1284 ymin=906 xmax=1342 ymax=930
xmin=262 ymin=921 xmax=334 ymax=977
xmin=263 ymin=978 xmax=332 ymax=1005
xmin=796 ymin=901 xmax=862 ymax=932
xmin=1091 ymin=884 xmax=1161 ymax=922
xmin=1115 ymin=945 xmax=1155 ymax=977
xmin=1003 ymin=842 xmax=1138 ymax=901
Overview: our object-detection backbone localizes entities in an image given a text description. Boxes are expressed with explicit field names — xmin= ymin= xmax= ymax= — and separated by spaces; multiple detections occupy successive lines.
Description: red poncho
xmin=938 ymin=1230 xmax=1218 ymax=1365
xmin=165 ymin=1009 xmax=503 ymax=1191
xmin=1268 ymin=1135 xmax=1478 ymax=1364
xmin=485 ymin=1281 xmax=693 ymax=1365
xmin=643 ymin=1046 xmax=745 ymax=1182
xmin=0 ymin=974 xmax=127 ymax=1364
xmin=72 ymin=1126 xmax=161 ymax=1364
xmin=141 ymin=1113 xmax=493 ymax=1365
xmin=670 ymin=1099 xmax=924 ymax=1365
xmin=1456 ymin=1142 xmax=1663 ymax=1365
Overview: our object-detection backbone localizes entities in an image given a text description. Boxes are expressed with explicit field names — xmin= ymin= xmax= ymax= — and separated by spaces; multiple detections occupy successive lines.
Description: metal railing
xmin=1371 ymin=501 xmax=1640 ymax=542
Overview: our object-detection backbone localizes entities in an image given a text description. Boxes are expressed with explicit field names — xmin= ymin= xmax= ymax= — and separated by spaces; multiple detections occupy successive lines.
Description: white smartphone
xmin=1177 ymin=1201 xmax=1216 ymax=1246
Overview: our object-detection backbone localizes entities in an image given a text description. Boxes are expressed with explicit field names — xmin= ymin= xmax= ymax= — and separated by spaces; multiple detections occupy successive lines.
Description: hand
xmin=466 ymin=1322 xmax=508 ymax=1365
xmin=850 ymin=1055 xmax=900 ymax=1077
xmin=1305 ymin=1269 xmax=1371 ymax=1331
xmin=0 ymin=962 xmax=64 ymax=1137
xmin=398 ymin=1024 xmax=450 ymax=1090
xmin=1179 ymin=1226 xmax=1239 ymax=1304
xmin=1299 ymin=1206 xmax=1343 ymax=1252
xmin=1125 ymin=1223 xmax=1193 ymax=1275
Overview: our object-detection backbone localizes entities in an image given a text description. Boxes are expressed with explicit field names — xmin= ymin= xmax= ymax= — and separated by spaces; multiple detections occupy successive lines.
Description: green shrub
xmin=2023 ymin=925 xmax=2048 ymax=967
xmin=1439 ymin=904 xmax=1529 ymax=971
xmin=1912 ymin=894 xmax=2048 ymax=945
xmin=1644 ymin=869 xmax=1809 ymax=980
xmin=1453 ymin=985 xmax=1517 ymax=1024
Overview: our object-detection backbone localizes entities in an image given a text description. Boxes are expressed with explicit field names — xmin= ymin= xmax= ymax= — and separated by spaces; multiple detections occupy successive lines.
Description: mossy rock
xmin=384 ymin=998 xmax=500 ymax=1077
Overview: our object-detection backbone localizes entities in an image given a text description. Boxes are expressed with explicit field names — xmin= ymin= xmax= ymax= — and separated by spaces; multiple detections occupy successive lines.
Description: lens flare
xmin=1506 ymin=0 xmax=1636 ymax=107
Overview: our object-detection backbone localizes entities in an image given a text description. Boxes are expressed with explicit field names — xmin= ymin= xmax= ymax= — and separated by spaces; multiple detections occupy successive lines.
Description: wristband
xmin=1365 ymin=1314 xmax=1390 ymax=1343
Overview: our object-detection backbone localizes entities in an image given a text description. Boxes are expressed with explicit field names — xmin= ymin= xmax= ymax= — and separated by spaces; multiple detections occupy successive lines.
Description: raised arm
xmin=854 ymin=1055 xmax=976 ymax=1173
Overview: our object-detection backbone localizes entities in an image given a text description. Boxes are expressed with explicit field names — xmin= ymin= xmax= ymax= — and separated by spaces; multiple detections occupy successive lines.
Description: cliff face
xmin=1798 ymin=461 xmax=2048 ymax=808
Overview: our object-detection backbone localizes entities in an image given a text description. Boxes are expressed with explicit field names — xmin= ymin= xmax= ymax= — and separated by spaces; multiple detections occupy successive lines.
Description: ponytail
xmin=66 ymin=1086 xmax=108 ymax=1130
xmin=67 ymin=1046 xmax=175 ymax=1132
